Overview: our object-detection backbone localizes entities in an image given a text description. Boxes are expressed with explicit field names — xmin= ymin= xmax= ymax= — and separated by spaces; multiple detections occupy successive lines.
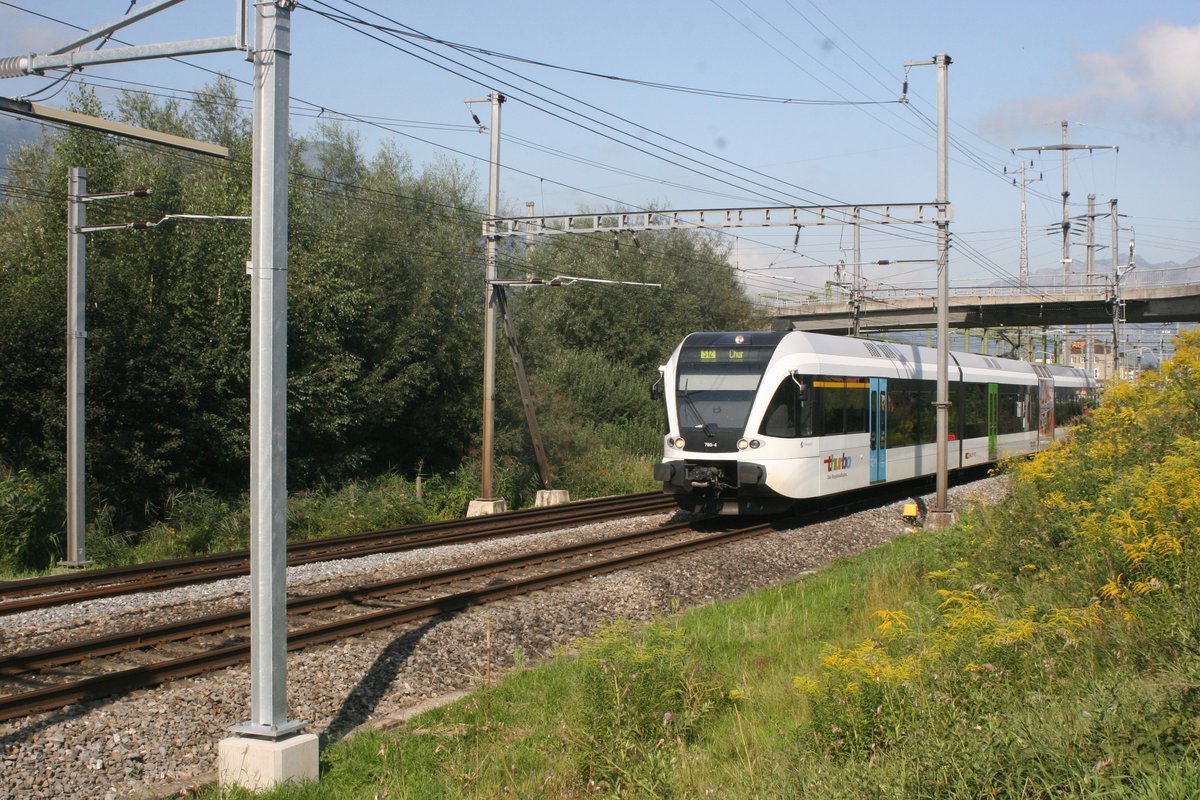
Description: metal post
xmin=1060 ymin=121 xmax=1071 ymax=290
xmin=479 ymin=92 xmax=504 ymax=505
xmin=232 ymin=0 xmax=303 ymax=741
xmin=1018 ymin=163 xmax=1028 ymax=286
xmin=1111 ymin=197 xmax=1120 ymax=378
xmin=1015 ymin=127 xmax=1115 ymax=292
xmin=63 ymin=167 xmax=89 ymax=567
xmin=495 ymin=286 xmax=553 ymax=489
xmin=930 ymin=53 xmax=954 ymax=528
xmin=1086 ymin=193 xmax=1095 ymax=379
xmin=851 ymin=209 xmax=861 ymax=337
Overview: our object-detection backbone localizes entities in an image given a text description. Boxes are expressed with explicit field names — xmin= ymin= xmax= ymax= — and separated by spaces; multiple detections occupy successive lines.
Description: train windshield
xmin=675 ymin=344 xmax=775 ymax=432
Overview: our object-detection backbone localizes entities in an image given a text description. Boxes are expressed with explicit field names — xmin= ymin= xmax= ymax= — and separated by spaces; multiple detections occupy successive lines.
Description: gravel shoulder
xmin=0 ymin=477 xmax=1008 ymax=800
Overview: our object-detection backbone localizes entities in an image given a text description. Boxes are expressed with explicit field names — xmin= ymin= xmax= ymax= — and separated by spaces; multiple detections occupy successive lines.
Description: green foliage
xmin=0 ymin=465 xmax=63 ymax=572
xmin=82 ymin=487 xmax=246 ymax=566
xmin=516 ymin=228 xmax=753 ymax=375
xmin=0 ymin=82 xmax=754 ymax=568
xmin=576 ymin=620 xmax=727 ymax=798
xmin=553 ymin=425 xmax=660 ymax=500
xmin=0 ymin=84 xmax=486 ymax=544
xmin=493 ymin=228 xmax=753 ymax=494
xmin=287 ymin=475 xmax=428 ymax=540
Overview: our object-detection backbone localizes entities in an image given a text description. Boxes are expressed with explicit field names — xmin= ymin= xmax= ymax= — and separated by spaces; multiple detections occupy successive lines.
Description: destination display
xmin=680 ymin=346 xmax=775 ymax=365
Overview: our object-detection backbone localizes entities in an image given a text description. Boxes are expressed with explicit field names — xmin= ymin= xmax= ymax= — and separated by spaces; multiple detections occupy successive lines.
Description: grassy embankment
xmin=205 ymin=331 xmax=1200 ymax=799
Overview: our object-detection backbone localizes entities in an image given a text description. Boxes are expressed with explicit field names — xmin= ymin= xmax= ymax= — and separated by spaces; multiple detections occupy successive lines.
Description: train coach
xmin=652 ymin=330 xmax=1093 ymax=514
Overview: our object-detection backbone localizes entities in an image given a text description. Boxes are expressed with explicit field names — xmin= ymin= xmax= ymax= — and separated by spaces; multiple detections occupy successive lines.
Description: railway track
xmin=0 ymin=473 xmax=979 ymax=723
xmin=0 ymin=491 xmax=676 ymax=616
xmin=0 ymin=514 xmax=773 ymax=723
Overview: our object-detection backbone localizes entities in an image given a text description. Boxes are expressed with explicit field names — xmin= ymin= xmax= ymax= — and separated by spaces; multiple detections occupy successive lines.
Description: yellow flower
xmin=874 ymin=609 xmax=912 ymax=639
xmin=980 ymin=618 xmax=1037 ymax=648
xmin=1100 ymin=575 xmax=1127 ymax=602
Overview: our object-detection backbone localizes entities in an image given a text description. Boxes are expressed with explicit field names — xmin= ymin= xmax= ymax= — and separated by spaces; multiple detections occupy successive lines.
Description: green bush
xmin=0 ymin=465 xmax=64 ymax=573
xmin=287 ymin=474 xmax=428 ymax=540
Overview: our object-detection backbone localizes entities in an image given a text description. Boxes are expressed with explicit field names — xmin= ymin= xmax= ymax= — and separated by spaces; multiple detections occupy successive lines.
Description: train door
xmin=1032 ymin=365 xmax=1055 ymax=448
xmin=987 ymin=383 xmax=999 ymax=460
xmin=869 ymin=377 xmax=887 ymax=483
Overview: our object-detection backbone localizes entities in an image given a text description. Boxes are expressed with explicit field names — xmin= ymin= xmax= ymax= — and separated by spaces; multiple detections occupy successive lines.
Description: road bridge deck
xmin=771 ymin=283 xmax=1200 ymax=333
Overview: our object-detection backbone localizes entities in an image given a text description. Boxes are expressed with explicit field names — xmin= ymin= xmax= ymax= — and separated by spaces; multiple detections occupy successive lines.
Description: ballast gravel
xmin=0 ymin=477 xmax=1007 ymax=799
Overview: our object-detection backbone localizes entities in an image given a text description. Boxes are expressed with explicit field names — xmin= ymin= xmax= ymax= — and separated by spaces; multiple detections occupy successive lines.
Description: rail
xmin=0 ymin=492 xmax=675 ymax=615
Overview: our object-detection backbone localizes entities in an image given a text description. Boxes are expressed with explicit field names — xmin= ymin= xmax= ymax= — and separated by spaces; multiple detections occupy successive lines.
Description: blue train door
xmin=869 ymin=378 xmax=887 ymax=483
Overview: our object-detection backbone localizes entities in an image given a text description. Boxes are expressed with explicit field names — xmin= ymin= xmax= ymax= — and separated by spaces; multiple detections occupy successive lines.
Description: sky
xmin=0 ymin=0 xmax=1197 ymax=309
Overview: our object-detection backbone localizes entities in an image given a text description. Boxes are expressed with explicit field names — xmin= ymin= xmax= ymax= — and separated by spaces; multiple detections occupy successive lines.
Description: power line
xmin=324 ymin=19 xmax=899 ymax=107
xmin=2 ymin=1 xmax=932 ymax=275
xmin=300 ymin=1 xmax=817 ymax=207
xmin=6 ymin=1 xmax=1043 ymax=301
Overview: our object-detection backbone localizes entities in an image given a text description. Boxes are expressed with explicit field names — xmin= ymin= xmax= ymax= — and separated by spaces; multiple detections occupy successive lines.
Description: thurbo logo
xmin=823 ymin=453 xmax=852 ymax=473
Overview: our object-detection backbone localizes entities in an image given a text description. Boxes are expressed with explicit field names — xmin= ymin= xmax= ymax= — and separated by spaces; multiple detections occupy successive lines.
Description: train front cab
xmin=653 ymin=332 xmax=798 ymax=514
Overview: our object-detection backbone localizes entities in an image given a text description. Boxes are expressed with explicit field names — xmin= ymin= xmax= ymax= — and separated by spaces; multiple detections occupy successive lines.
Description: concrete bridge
xmin=770 ymin=282 xmax=1200 ymax=333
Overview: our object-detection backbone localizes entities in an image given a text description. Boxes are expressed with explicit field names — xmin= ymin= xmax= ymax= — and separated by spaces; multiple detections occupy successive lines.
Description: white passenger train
xmin=653 ymin=331 xmax=1093 ymax=514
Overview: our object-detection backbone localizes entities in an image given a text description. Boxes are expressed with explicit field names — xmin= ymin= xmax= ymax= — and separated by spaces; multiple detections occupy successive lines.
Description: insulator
xmin=0 ymin=56 xmax=30 ymax=79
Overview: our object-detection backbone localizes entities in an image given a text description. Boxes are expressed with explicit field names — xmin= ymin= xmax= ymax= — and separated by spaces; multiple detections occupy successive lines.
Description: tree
xmin=0 ymin=84 xmax=490 ymax=530
xmin=490 ymin=222 xmax=755 ymax=479
xmin=515 ymin=226 xmax=753 ymax=375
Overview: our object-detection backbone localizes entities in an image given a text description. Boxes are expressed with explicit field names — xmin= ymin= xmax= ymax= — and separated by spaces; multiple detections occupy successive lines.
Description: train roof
xmin=674 ymin=330 xmax=1092 ymax=385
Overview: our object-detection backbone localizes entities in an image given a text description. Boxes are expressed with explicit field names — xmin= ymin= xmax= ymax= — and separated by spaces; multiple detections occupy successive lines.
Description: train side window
xmin=759 ymin=375 xmax=814 ymax=438
xmin=998 ymin=384 xmax=1025 ymax=434
xmin=816 ymin=377 xmax=846 ymax=435
xmin=844 ymin=379 xmax=869 ymax=434
xmin=917 ymin=380 xmax=936 ymax=442
xmin=1055 ymin=386 xmax=1085 ymax=424
xmin=962 ymin=382 xmax=987 ymax=439
xmin=887 ymin=379 xmax=919 ymax=448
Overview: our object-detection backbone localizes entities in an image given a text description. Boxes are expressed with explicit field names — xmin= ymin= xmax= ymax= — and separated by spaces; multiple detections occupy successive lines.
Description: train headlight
xmin=738 ymin=438 xmax=762 ymax=451
xmin=749 ymin=439 xmax=762 ymax=449
xmin=737 ymin=438 xmax=749 ymax=450
xmin=672 ymin=436 xmax=685 ymax=449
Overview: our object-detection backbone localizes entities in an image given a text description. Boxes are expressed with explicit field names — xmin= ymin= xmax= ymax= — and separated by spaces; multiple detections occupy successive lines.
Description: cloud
xmin=981 ymin=22 xmax=1200 ymax=137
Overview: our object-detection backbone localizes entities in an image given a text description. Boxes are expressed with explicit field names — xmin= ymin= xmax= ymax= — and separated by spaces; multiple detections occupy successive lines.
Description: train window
xmin=816 ymin=377 xmax=845 ymax=435
xmin=844 ymin=380 xmax=869 ymax=434
xmin=759 ymin=375 xmax=814 ymax=438
xmin=813 ymin=377 xmax=870 ymax=436
xmin=948 ymin=385 xmax=960 ymax=440
xmin=997 ymin=384 xmax=1027 ymax=434
xmin=887 ymin=379 xmax=920 ymax=448
xmin=1055 ymin=387 xmax=1085 ymax=424
xmin=962 ymin=382 xmax=987 ymax=440
xmin=917 ymin=381 xmax=936 ymax=442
